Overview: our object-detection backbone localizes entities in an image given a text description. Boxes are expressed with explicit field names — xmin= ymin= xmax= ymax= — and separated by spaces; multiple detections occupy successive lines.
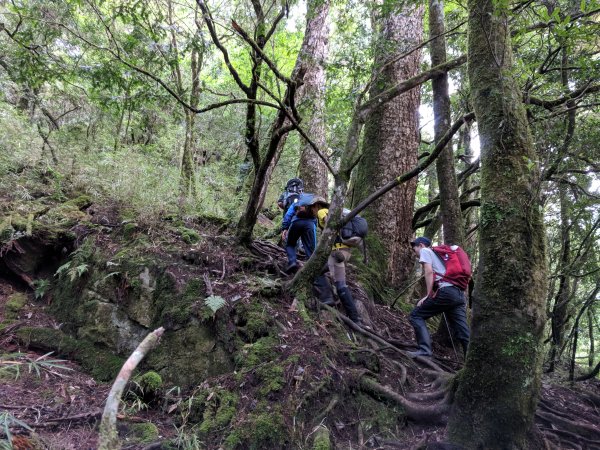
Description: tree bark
xmin=429 ymin=0 xmax=464 ymax=246
xmin=352 ymin=0 xmax=424 ymax=289
xmin=296 ymin=0 xmax=330 ymax=197
xmin=447 ymin=0 xmax=547 ymax=447
xmin=256 ymin=0 xmax=331 ymax=209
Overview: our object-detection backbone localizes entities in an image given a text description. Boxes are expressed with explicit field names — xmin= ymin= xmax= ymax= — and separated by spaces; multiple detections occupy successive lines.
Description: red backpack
xmin=432 ymin=245 xmax=472 ymax=290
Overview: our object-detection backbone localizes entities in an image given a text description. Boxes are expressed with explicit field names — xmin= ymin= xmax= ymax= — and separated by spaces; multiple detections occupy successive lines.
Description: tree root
xmin=314 ymin=394 xmax=339 ymax=424
xmin=358 ymin=377 xmax=449 ymax=424
xmin=536 ymin=410 xmax=600 ymax=442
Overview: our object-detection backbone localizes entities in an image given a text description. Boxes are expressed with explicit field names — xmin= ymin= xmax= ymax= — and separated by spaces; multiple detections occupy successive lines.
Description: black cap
xmin=410 ymin=237 xmax=431 ymax=247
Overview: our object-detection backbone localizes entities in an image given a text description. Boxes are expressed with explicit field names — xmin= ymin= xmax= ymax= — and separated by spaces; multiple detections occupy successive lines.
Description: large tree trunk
xmin=296 ymin=0 xmax=330 ymax=197
xmin=352 ymin=0 xmax=424 ymax=289
xmin=447 ymin=0 xmax=547 ymax=448
xmin=429 ymin=0 xmax=464 ymax=246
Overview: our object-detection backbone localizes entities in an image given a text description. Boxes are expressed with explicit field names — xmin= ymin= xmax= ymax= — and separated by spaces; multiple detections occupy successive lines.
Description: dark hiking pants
xmin=409 ymin=285 xmax=470 ymax=355
xmin=285 ymin=218 xmax=316 ymax=266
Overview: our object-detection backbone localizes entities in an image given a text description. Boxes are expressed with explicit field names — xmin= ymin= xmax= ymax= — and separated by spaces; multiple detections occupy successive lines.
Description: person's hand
xmin=417 ymin=296 xmax=427 ymax=307
xmin=282 ymin=230 xmax=288 ymax=241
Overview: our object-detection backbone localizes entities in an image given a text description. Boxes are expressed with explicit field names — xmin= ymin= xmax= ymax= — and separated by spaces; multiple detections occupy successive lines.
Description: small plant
xmin=0 ymin=411 xmax=33 ymax=449
xmin=0 ymin=352 xmax=72 ymax=380
xmin=55 ymin=244 xmax=94 ymax=282
xmin=204 ymin=295 xmax=226 ymax=315
xmin=32 ymin=279 xmax=51 ymax=300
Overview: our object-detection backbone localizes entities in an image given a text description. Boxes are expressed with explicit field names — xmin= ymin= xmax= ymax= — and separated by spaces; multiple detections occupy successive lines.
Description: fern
xmin=204 ymin=295 xmax=226 ymax=314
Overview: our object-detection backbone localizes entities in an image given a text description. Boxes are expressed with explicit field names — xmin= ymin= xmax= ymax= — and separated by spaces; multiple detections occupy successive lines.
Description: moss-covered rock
xmin=123 ymin=422 xmax=159 ymax=444
xmin=234 ymin=336 xmax=279 ymax=369
xmin=234 ymin=301 xmax=275 ymax=343
xmin=16 ymin=327 xmax=124 ymax=381
xmin=146 ymin=323 xmax=233 ymax=387
xmin=226 ymin=410 xmax=287 ymax=450
xmin=180 ymin=227 xmax=201 ymax=245
xmin=4 ymin=292 xmax=28 ymax=319
xmin=135 ymin=371 xmax=162 ymax=392
xmin=198 ymin=389 xmax=239 ymax=435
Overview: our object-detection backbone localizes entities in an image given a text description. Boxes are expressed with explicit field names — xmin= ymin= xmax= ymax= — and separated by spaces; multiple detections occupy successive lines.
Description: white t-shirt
xmin=419 ymin=247 xmax=452 ymax=288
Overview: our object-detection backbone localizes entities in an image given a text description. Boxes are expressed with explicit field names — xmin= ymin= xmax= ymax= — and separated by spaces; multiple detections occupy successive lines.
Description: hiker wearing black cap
xmin=408 ymin=237 xmax=470 ymax=357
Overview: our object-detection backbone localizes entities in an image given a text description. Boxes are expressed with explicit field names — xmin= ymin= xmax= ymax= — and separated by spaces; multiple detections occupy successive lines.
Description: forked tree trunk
xmin=447 ymin=0 xmax=547 ymax=447
xmin=352 ymin=0 xmax=424 ymax=289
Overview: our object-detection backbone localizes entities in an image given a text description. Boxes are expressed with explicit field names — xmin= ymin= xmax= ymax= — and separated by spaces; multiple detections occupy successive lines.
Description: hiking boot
xmin=284 ymin=263 xmax=298 ymax=275
xmin=407 ymin=349 xmax=432 ymax=357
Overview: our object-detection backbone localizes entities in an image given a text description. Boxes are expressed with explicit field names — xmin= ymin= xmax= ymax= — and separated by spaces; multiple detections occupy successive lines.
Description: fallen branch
xmin=98 ymin=327 xmax=165 ymax=450
xmin=25 ymin=410 xmax=102 ymax=428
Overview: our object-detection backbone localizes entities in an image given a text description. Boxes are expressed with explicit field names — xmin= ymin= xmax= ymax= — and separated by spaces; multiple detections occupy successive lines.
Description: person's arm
xmin=423 ymin=263 xmax=435 ymax=297
xmin=281 ymin=204 xmax=296 ymax=240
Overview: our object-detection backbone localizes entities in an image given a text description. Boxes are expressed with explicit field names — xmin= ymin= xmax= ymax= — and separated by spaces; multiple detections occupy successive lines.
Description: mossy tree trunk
xmin=447 ymin=0 xmax=547 ymax=448
xmin=352 ymin=0 xmax=424 ymax=289
xmin=429 ymin=0 xmax=464 ymax=246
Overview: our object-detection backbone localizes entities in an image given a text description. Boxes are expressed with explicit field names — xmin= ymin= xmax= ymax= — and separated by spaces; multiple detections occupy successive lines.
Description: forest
xmin=0 ymin=0 xmax=599 ymax=449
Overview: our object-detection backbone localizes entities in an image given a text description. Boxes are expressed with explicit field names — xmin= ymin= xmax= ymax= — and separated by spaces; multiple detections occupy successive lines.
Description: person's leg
xmin=408 ymin=298 xmax=447 ymax=355
xmin=285 ymin=222 xmax=302 ymax=271
xmin=298 ymin=219 xmax=316 ymax=258
xmin=441 ymin=288 xmax=470 ymax=356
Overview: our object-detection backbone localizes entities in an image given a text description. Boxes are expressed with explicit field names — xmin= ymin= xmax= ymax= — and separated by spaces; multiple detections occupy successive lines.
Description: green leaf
xmin=204 ymin=295 xmax=226 ymax=314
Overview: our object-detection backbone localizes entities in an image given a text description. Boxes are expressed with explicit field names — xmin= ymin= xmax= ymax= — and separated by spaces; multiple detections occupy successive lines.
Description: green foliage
xmin=0 ymin=411 xmax=32 ymax=449
xmin=0 ymin=352 xmax=72 ymax=380
xmin=204 ymin=295 xmax=227 ymax=315
xmin=32 ymin=279 xmax=51 ymax=300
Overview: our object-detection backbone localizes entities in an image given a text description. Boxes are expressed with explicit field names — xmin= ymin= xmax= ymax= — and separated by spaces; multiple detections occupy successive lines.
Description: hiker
xmin=408 ymin=237 xmax=470 ymax=357
xmin=315 ymin=208 xmax=363 ymax=325
xmin=277 ymin=178 xmax=304 ymax=215
xmin=281 ymin=193 xmax=329 ymax=274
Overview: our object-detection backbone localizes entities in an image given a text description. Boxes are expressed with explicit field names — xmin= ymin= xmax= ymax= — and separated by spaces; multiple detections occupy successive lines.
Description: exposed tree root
xmin=540 ymin=425 xmax=599 ymax=450
xmin=405 ymin=388 xmax=447 ymax=402
xmin=314 ymin=394 xmax=340 ymax=424
xmin=536 ymin=410 xmax=600 ymax=443
xmin=358 ymin=377 xmax=449 ymax=425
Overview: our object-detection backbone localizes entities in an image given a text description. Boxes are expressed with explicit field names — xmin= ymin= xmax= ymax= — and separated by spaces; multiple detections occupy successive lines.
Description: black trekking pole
xmin=390 ymin=276 xmax=423 ymax=308
xmin=442 ymin=312 xmax=459 ymax=361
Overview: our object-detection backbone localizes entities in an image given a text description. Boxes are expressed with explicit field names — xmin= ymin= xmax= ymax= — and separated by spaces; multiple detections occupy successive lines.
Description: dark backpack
xmin=282 ymin=178 xmax=304 ymax=210
xmin=340 ymin=213 xmax=368 ymax=247
xmin=432 ymin=245 xmax=472 ymax=290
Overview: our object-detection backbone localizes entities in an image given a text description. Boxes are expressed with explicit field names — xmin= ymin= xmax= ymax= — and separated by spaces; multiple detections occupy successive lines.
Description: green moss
xmin=122 ymin=222 xmax=139 ymax=239
xmin=235 ymin=301 xmax=276 ymax=343
xmin=125 ymin=422 xmax=159 ymax=444
xmin=5 ymin=293 xmax=28 ymax=319
xmin=256 ymin=363 xmax=285 ymax=397
xmin=223 ymin=430 xmax=243 ymax=450
xmin=135 ymin=371 xmax=163 ymax=393
xmin=15 ymin=327 xmax=124 ymax=381
xmin=198 ymin=389 xmax=239 ymax=435
xmin=243 ymin=411 xmax=287 ymax=450
xmin=234 ymin=336 xmax=279 ymax=369
xmin=312 ymin=425 xmax=331 ymax=450
xmin=180 ymin=227 xmax=201 ymax=244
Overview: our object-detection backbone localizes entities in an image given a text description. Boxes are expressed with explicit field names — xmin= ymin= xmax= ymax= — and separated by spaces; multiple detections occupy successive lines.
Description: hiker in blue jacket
xmin=408 ymin=237 xmax=470 ymax=358
xmin=281 ymin=194 xmax=329 ymax=274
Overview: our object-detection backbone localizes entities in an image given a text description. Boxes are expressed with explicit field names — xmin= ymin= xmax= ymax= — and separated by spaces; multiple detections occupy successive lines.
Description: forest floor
xmin=1 ymin=208 xmax=600 ymax=449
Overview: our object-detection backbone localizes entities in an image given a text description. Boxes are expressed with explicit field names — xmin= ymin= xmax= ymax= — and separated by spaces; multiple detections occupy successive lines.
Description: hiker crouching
xmin=315 ymin=208 xmax=362 ymax=326
xmin=408 ymin=237 xmax=470 ymax=358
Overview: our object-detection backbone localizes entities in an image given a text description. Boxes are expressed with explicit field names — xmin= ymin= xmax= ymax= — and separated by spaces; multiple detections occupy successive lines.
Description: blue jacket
xmin=282 ymin=193 xmax=316 ymax=230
